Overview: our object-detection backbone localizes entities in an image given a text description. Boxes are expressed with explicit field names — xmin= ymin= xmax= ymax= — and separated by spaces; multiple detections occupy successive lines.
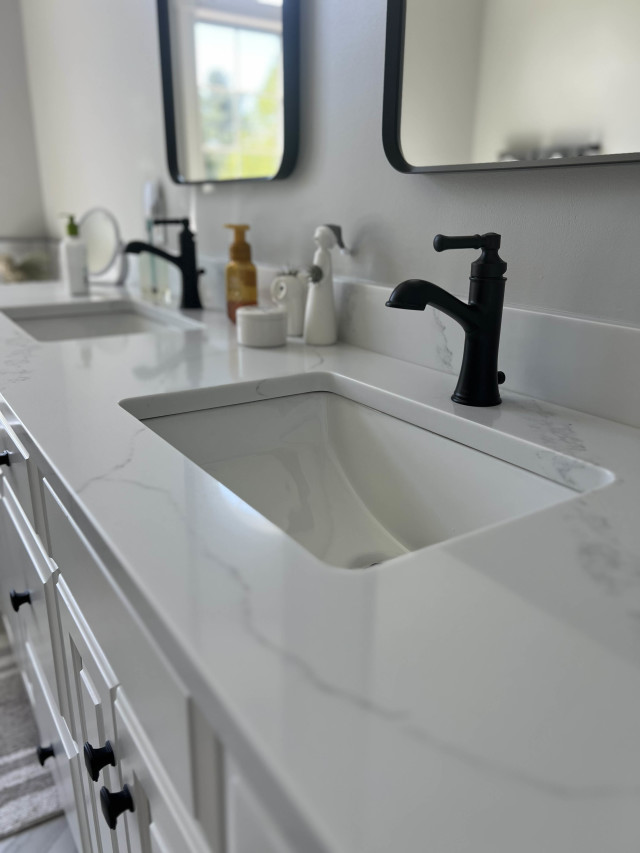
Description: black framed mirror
xmin=157 ymin=0 xmax=299 ymax=184
xmin=383 ymin=0 xmax=640 ymax=173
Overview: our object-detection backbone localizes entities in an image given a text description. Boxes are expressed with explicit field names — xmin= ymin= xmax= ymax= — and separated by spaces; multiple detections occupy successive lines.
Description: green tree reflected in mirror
xmin=196 ymin=23 xmax=283 ymax=180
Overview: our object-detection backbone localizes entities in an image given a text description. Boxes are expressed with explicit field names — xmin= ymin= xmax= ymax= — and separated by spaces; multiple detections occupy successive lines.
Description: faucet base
xmin=451 ymin=390 xmax=501 ymax=407
xmin=450 ymin=323 xmax=504 ymax=407
xmin=180 ymin=292 xmax=203 ymax=311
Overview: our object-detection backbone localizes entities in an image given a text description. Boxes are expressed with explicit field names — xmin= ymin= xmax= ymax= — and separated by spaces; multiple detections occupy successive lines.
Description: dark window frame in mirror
xmin=382 ymin=0 xmax=640 ymax=174
xmin=157 ymin=0 xmax=300 ymax=185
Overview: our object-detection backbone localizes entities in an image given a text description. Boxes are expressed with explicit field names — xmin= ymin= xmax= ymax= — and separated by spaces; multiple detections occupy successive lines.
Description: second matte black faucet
xmin=125 ymin=218 xmax=204 ymax=310
xmin=386 ymin=233 xmax=507 ymax=407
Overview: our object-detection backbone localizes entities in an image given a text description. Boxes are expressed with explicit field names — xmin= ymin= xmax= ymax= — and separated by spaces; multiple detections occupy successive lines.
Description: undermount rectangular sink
xmin=121 ymin=374 xmax=613 ymax=569
xmin=2 ymin=300 xmax=202 ymax=342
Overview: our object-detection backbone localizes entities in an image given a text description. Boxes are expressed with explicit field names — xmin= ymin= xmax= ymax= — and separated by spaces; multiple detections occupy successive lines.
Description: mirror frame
xmin=157 ymin=0 xmax=300 ymax=185
xmin=382 ymin=0 xmax=640 ymax=174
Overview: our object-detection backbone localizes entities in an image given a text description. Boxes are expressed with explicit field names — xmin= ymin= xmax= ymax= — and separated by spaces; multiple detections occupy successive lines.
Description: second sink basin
xmin=2 ymin=300 xmax=202 ymax=342
xmin=121 ymin=374 xmax=612 ymax=568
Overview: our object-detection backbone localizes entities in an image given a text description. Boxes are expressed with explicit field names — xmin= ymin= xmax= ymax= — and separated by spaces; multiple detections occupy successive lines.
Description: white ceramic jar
xmin=236 ymin=306 xmax=287 ymax=348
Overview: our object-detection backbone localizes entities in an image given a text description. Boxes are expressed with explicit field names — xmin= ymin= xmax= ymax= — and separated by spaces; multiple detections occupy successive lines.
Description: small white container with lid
xmin=236 ymin=305 xmax=287 ymax=348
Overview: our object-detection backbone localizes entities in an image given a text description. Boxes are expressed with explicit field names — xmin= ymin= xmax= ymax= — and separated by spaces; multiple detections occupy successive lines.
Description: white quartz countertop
xmin=1 ymin=282 xmax=640 ymax=853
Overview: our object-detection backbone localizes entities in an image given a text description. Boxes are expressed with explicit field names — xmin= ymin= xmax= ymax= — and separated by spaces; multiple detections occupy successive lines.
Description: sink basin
xmin=121 ymin=374 xmax=612 ymax=568
xmin=2 ymin=300 xmax=202 ymax=342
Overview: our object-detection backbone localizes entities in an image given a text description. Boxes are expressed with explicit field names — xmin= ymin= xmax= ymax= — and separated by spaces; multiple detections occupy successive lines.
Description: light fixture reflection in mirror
xmin=384 ymin=0 xmax=640 ymax=172
xmin=159 ymin=0 xmax=299 ymax=183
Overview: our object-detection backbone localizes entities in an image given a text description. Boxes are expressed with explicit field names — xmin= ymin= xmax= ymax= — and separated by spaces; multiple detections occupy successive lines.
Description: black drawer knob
xmin=0 ymin=451 xmax=10 ymax=467
xmin=100 ymin=784 xmax=134 ymax=829
xmin=9 ymin=590 xmax=31 ymax=612
xmin=84 ymin=740 xmax=116 ymax=782
xmin=37 ymin=744 xmax=55 ymax=766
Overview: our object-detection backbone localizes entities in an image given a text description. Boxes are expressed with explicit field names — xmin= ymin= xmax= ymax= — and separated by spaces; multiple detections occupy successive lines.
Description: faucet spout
xmin=124 ymin=242 xmax=182 ymax=270
xmin=386 ymin=279 xmax=477 ymax=333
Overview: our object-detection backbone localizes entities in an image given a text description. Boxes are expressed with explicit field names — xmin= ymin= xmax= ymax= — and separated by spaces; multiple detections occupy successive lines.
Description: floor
xmin=0 ymin=817 xmax=75 ymax=852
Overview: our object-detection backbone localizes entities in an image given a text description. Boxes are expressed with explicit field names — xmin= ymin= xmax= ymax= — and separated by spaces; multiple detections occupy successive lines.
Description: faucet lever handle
xmin=153 ymin=217 xmax=190 ymax=230
xmin=433 ymin=233 xmax=501 ymax=252
xmin=434 ymin=232 xmax=506 ymax=279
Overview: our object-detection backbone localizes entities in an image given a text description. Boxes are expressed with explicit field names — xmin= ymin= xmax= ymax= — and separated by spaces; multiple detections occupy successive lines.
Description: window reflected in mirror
xmin=160 ymin=0 xmax=297 ymax=183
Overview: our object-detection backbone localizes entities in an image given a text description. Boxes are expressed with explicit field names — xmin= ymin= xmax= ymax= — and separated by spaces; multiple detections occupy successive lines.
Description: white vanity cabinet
xmin=0 ymin=477 xmax=64 ymax=713
xmin=55 ymin=574 xmax=128 ymax=853
xmin=0 ymin=409 xmax=37 ymax=529
xmin=54 ymin=569 xmax=211 ymax=853
xmin=0 ymin=412 xmax=38 ymax=668
xmin=0 ymin=410 xmax=299 ymax=853
xmin=112 ymin=693 xmax=213 ymax=853
xmin=0 ymin=412 xmax=88 ymax=851
xmin=0 ymin=480 xmax=28 ymax=664
xmin=225 ymin=762 xmax=297 ymax=853
xmin=41 ymin=478 xmax=197 ymax=817
xmin=25 ymin=639 xmax=87 ymax=853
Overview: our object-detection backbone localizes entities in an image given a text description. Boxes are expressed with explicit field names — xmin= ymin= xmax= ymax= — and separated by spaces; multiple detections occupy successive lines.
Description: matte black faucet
xmin=125 ymin=218 xmax=203 ymax=310
xmin=386 ymin=233 xmax=507 ymax=406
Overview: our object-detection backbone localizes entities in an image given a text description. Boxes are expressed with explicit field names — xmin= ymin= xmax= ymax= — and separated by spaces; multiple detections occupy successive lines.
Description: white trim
xmin=194 ymin=8 xmax=282 ymax=33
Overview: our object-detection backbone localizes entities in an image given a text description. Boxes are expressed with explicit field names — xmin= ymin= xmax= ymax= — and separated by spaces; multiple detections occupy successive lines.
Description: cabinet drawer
xmin=112 ymin=693 xmax=212 ymax=853
xmin=149 ymin=823 xmax=172 ymax=853
xmin=0 ymin=409 xmax=35 ymax=528
xmin=225 ymin=760 xmax=296 ymax=853
xmin=0 ymin=486 xmax=28 ymax=662
xmin=0 ymin=479 xmax=62 ymax=711
xmin=42 ymin=477 xmax=195 ymax=813
xmin=56 ymin=575 xmax=127 ymax=853
xmin=25 ymin=640 xmax=89 ymax=853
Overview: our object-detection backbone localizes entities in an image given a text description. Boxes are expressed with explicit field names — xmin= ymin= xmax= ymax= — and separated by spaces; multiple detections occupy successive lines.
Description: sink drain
xmin=347 ymin=553 xmax=389 ymax=569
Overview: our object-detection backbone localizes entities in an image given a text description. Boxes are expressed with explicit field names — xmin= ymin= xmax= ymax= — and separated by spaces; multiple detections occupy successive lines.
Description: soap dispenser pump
xmin=225 ymin=224 xmax=257 ymax=323
xmin=303 ymin=224 xmax=349 ymax=346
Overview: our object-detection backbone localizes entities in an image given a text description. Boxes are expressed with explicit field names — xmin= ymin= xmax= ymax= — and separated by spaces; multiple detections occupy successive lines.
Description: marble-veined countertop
xmin=1 ymin=282 xmax=639 ymax=853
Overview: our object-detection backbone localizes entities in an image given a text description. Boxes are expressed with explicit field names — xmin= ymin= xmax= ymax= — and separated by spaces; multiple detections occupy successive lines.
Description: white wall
xmin=16 ymin=0 xmax=640 ymax=327
xmin=20 ymin=0 xmax=189 ymax=241
xmin=0 ymin=2 xmax=45 ymax=236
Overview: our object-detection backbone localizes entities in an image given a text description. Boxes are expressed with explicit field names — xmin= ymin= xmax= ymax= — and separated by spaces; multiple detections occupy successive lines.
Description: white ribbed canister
xmin=236 ymin=306 xmax=287 ymax=348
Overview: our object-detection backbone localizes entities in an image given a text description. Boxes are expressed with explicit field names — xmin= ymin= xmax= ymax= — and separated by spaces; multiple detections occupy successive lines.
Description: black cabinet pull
xmin=37 ymin=744 xmax=55 ymax=766
xmin=100 ymin=784 xmax=134 ymax=829
xmin=0 ymin=451 xmax=10 ymax=466
xmin=84 ymin=740 xmax=116 ymax=782
xmin=9 ymin=590 xmax=31 ymax=612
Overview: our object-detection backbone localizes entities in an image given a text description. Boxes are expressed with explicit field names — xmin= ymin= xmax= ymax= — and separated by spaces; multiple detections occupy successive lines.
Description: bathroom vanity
xmin=0 ymin=282 xmax=640 ymax=853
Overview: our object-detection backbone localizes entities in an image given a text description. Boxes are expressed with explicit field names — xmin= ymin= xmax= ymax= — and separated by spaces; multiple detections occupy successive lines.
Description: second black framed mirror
xmin=383 ymin=0 xmax=640 ymax=173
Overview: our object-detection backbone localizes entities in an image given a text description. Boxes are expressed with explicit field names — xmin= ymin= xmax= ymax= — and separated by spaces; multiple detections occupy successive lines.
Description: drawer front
xmin=56 ymin=575 xmax=126 ymax=853
xmin=225 ymin=760 xmax=296 ymax=853
xmin=0 ymin=409 xmax=35 ymax=528
xmin=0 ymin=480 xmax=60 ymax=707
xmin=42 ymin=477 xmax=195 ymax=813
xmin=0 ymin=486 xmax=28 ymax=662
xmin=191 ymin=701 xmax=226 ymax=852
xmin=149 ymin=823 xmax=171 ymax=853
xmin=25 ymin=641 xmax=89 ymax=853
xmin=113 ymin=693 xmax=211 ymax=853
xmin=78 ymin=666 xmax=129 ymax=853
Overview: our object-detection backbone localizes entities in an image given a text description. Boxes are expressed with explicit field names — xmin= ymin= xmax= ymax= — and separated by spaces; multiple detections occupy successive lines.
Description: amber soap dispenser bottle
xmin=225 ymin=224 xmax=257 ymax=323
